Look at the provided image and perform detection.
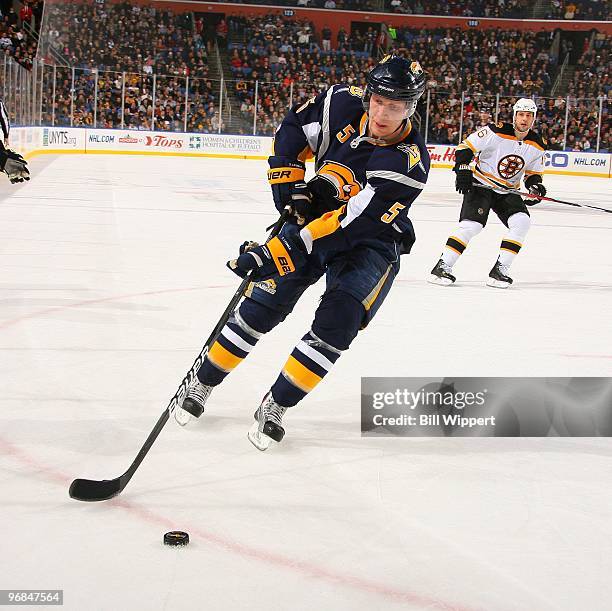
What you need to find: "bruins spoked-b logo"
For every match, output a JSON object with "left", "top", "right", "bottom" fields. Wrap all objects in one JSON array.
[
  {"left": 498, "top": 154, "right": 525, "bottom": 179},
  {"left": 317, "top": 161, "right": 362, "bottom": 202}
]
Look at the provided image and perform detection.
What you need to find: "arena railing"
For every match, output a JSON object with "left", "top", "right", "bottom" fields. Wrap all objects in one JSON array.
[{"left": 1, "top": 56, "right": 608, "bottom": 153}]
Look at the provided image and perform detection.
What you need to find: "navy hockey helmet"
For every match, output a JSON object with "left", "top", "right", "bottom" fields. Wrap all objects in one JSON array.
[{"left": 363, "top": 55, "right": 426, "bottom": 118}]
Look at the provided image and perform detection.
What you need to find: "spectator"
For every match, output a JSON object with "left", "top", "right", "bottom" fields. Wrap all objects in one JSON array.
[
  {"left": 19, "top": 2, "right": 33, "bottom": 25},
  {"left": 321, "top": 27, "right": 332, "bottom": 52}
]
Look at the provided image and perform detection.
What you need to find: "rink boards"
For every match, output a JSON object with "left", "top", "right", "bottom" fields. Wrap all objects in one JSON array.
[{"left": 11, "top": 126, "right": 611, "bottom": 178}]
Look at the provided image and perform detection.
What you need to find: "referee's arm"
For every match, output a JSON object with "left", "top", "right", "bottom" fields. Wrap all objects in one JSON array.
[{"left": 0, "top": 100, "right": 10, "bottom": 145}]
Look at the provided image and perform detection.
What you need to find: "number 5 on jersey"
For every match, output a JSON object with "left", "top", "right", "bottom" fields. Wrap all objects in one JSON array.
[{"left": 381, "top": 202, "right": 405, "bottom": 223}]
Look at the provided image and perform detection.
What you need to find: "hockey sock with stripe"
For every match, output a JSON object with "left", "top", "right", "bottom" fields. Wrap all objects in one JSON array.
[
  {"left": 441, "top": 220, "right": 483, "bottom": 267},
  {"left": 197, "top": 311, "right": 263, "bottom": 386},
  {"left": 270, "top": 330, "right": 343, "bottom": 407},
  {"left": 497, "top": 212, "right": 530, "bottom": 268}
]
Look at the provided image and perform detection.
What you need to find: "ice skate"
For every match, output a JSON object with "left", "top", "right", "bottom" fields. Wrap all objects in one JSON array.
[
  {"left": 174, "top": 377, "right": 213, "bottom": 426},
  {"left": 487, "top": 260, "right": 513, "bottom": 289},
  {"left": 429, "top": 258, "right": 456, "bottom": 286},
  {"left": 248, "top": 392, "right": 288, "bottom": 451}
]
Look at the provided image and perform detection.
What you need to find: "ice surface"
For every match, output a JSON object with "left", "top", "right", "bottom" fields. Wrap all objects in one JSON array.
[{"left": 1, "top": 155, "right": 611, "bottom": 610}]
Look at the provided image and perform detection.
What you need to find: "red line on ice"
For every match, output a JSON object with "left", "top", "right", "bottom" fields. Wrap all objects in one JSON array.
[
  {"left": 0, "top": 434, "right": 480, "bottom": 611},
  {"left": 0, "top": 285, "right": 481, "bottom": 609},
  {"left": 0, "top": 285, "right": 229, "bottom": 330}
]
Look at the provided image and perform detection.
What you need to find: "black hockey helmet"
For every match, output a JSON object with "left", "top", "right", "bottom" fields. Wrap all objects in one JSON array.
[{"left": 363, "top": 55, "right": 426, "bottom": 116}]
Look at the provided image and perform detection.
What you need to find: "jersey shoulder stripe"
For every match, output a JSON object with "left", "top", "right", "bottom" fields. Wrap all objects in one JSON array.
[
  {"left": 524, "top": 130, "right": 546, "bottom": 151},
  {"left": 488, "top": 122, "right": 515, "bottom": 137}
]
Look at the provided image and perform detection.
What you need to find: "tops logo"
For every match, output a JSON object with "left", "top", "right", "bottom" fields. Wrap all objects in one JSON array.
[
  {"left": 118, "top": 135, "right": 139, "bottom": 144},
  {"left": 145, "top": 135, "right": 183, "bottom": 148}
]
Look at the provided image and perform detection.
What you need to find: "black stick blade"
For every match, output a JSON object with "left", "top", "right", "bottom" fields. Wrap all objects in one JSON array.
[{"left": 69, "top": 477, "right": 123, "bottom": 502}]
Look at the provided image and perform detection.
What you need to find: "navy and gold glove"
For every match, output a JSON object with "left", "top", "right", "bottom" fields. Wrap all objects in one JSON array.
[
  {"left": 453, "top": 164, "right": 473, "bottom": 194},
  {"left": 227, "top": 231, "right": 306, "bottom": 281},
  {"left": 0, "top": 146, "right": 30, "bottom": 184},
  {"left": 268, "top": 156, "right": 312, "bottom": 222}
]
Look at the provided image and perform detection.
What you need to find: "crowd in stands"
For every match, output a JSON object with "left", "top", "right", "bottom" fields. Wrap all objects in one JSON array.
[
  {"left": 559, "top": 34, "right": 610, "bottom": 152},
  {"left": 198, "top": 0, "right": 609, "bottom": 20},
  {"left": 41, "top": 1, "right": 219, "bottom": 131},
  {"left": 546, "top": 0, "right": 610, "bottom": 20},
  {"left": 227, "top": 17, "right": 608, "bottom": 150},
  {"left": 387, "top": 0, "right": 529, "bottom": 17},
  {"left": 227, "top": 19, "right": 560, "bottom": 139},
  {"left": 0, "top": 0, "right": 43, "bottom": 70},
  {"left": 1, "top": 1, "right": 608, "bottom": 151},
  {"left": 395, "top": 27, "right": 559, "bottom": 144}
]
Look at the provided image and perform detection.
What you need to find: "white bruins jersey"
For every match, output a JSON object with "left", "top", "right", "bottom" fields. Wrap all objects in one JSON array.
[{"left": 457, "top": 122, "right": 545, "bottom": 193}]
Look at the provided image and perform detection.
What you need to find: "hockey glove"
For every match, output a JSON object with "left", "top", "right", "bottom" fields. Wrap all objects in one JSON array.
[
  {"left": 0, "top": 147, "right": 30, "bottom": 184},
  {"left": 227, "top": 231, "right": 306, "bottom": 281},
  {"left": 528, "top": 183, "right": 546, "bottom": 197},
  {"left": 454, "top": 164, "right": 473, "bottom": 194},
  {"left": 524, "top": 175, "right": 546, "bottom": 205},
  {"left": 268, "top": 155, "right": 312, "bottom": 222}
]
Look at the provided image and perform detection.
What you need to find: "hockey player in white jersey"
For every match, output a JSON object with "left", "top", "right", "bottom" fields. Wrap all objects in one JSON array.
[{"left": 429, "top": 98, "right": 546, "bottom": 288}]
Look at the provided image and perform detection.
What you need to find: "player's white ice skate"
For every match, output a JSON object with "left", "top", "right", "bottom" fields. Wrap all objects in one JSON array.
[
  {"left": 487, "top": 260, "right": 513, "bottom": 289},
  {"left": 248, "top": 392, "right": 288, "bottom": 451},
  {"left": 429, "top": 258, "right": 456, "bottom": 286},
  {"left": 174, "top": 377, "right": 213, "bottom": 426}
]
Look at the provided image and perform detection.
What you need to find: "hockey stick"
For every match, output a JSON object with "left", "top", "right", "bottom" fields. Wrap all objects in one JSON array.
[
  {"left": 69, "top": 208, "right": 290, "bottom": 502},
  {"left": 473, "top": 182, "right": 612, "bottom": 214}
]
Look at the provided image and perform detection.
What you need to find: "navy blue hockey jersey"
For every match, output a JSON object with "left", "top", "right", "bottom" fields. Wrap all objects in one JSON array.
[{"left": 270, "top": 84, "right": 430, "bottom": 258}]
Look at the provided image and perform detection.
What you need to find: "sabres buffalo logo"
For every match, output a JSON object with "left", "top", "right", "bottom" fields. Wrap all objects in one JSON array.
[
  {"left": 498, "top": 154, "right": 525, "bottom": 179},
  {"left": 317, "top": 161, "right": 362, "bottom": 202}
]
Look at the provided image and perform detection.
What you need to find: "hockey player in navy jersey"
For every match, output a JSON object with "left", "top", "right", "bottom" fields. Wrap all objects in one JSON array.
[
  {"left": 175, "top": 55, "right": 430, "bottom": 450},
  {"left": 429, "top": 98, "right": 546, "bottom": 288}
]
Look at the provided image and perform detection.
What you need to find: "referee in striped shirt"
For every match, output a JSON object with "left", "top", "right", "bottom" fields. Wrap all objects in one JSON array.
[
  {"left": 0, "top": 98, "right": 30, "bottom": 183},
  {"left": 0, "top": 98, "right": 9, "bottom": 145}
]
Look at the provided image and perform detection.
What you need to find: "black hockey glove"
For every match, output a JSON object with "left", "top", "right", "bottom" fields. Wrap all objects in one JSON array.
[
  {"left": 0, "top": 146, "right": 30, "bottom": 184},
  {"left": 524, "top": 175, "right": 546, "bottom": 205},
  {"left": 268, "top": 156, "right": 312, "bottom": 223},
  {"left": 454, "top": 164, "right": 473, "bottom": 194},
  {"left": 227, "top": 229, "right": 306, "bottom": 281},
  {"left": 528, "top": 183, "right": 546, "bottom": 197}
]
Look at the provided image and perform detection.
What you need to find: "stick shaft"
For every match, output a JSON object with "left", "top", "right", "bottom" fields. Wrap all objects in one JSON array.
[
  {"left": 473, "top": 182, "right": 612, "bottom": 214},
  {"left": 69, "top": 209, "right": 290, "bottom": 501}
]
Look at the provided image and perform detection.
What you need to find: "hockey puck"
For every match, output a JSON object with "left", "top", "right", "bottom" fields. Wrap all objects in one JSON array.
[{"left": 164, "top": 531, "right": 189, "bottom": 546}]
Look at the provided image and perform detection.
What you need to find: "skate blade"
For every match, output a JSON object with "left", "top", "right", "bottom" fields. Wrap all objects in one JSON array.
[
  {"left": 486, "top": 278, "right": 511, "bottom": 289},
  {"left": 174, "top": 407, "right": 192, "bottom": 427},
  {"left": 428, "top": 274, "right": 454, "bottom": 286},
  {"left": 247, "top": 422, "right": 275, "bottom": 451}
]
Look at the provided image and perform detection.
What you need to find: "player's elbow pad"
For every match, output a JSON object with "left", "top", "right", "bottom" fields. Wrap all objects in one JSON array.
[{"left": 267, "top": 156, "right": 305, "bottom": 184}]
